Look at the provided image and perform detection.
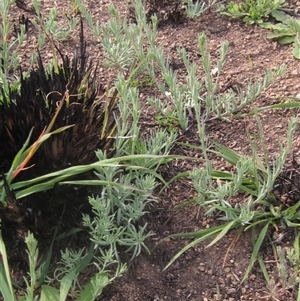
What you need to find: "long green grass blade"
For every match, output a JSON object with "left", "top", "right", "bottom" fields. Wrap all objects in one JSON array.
[
  {"left": 77, "top": 272, "right": 109, "bottom": 301},
  {"left": 206, "top": 220, "right": 238, "bottom": 247},
  {"left": 170, "top": 224, "right": 227, "bottom": 238},
  {"left": 37, "top": 227, "right": 58, "bottom": 287},
  {"left": 40, "top": 285, "right": 59, "bottom": 301},
  {"left": 242, "top": 222, "right": 270, "bottom": 282},
  {"left": 238, "top": 101, "right": 300, "bottom": 117},
  {"left": 12, "top": 154, "right": 179, "bottom": 189},
  {"left": 10, "top": 155, "right": 181, "bottom": 199},
  {"left": 164, "top": 222, "right": 240, "bottom": 270},
  {"left": 211, "top": 142, "right": 241, "bottom": 166},
  {"left": 55, "top": 228, "right": 85, "bottom": 240},
  {"left": 59, "top": 243, "right": 95, "bottom": 300},
  {"left": 0, "top": 228, "right": 15, "bottom": 301},
  {"left": 75, "top": 242, "right": 95, "bottom": 274},
  {"left": 0, "top": 263, "right": 15, "bottom": 301},
  {"left": 59, "top": 269, "right": 77, "bottom": 301},
  {"left": 258, "top": 255, "right": 270, "bottom": 283},
  {"left": 164, "top": 230, "right": 220, "bottom": 270}
]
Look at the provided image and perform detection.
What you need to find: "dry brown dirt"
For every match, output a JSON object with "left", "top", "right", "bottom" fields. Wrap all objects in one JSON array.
[{"left": 3, "top": 0, "right": 300, "bottom": 300}]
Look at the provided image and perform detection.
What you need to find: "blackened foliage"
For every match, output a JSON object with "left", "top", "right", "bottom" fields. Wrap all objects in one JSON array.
[
  {"left": 13, "top": 14, "right": 31, "bottom": 35},
  {"left": 15, "top": 0, "right": 36, "bottom": 15},
  {"left": 130, "top": 0, "right": 187, "bottom": 26},
  {"left": 0, "top": 21, "right": 115, "bottom": 173}
]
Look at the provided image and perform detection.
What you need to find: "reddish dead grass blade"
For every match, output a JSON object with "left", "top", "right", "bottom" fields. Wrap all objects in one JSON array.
[
  {"left": 12, "top": 128, "right": 46, "bottom": 180},
  {"left": 11, "top": 87, "right": 73, "bottom": 180}
]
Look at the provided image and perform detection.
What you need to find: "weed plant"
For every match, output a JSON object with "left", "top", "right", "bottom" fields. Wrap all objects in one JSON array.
[
  {"left": 261, "top": 10, "right": 300, "bottom": 59},
  {"left": 220, "top": 0, "right": 300, "bottom": 59},
  {"left": 220, "top": 0, "right": 286, "bottom": 24}
]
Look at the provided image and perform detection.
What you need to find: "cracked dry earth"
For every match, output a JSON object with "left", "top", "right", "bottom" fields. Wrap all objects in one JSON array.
[{"left": 3, "top": 0, "right": 300, "bottom": 300}]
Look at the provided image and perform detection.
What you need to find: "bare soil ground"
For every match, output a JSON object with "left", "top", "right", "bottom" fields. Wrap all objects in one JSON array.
[{"left": 3, "top": 0, "right": 300, "bottom": 300}]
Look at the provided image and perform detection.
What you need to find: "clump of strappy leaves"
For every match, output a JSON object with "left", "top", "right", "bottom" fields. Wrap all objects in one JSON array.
[{"left": 220, "top": 0, "right": 300, "bottom": 59}]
